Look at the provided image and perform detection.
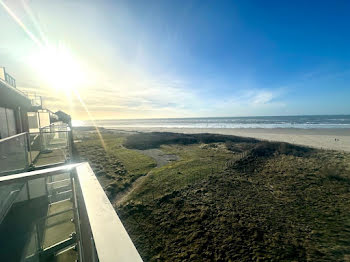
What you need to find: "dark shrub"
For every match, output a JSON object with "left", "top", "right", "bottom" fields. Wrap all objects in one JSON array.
[
  {"left": 251, "top": 142, "right": 314, "bottom": 157},
  {"left": 123, "top": 132, "right": 259, "bottom": 150},
  {"left": 320, "top": 165, "right": 350, "bottom": 184}
]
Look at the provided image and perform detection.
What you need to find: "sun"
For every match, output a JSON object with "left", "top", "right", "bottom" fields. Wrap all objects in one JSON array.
[{"left": 29, "top": 44, "right": 86, "bottom": 93}]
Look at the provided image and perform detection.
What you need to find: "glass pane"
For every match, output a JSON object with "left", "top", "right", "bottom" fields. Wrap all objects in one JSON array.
[
  {"left": 27, "top": 112, "right": 39, "bottom": 132},
  {"left": 0, "top": 133, "right": 28, "bottom": 175},
  {"left": 47, "top": 173, "right": 72, "bottom": 203},
  {"left": 38, "top": 111, "right": 50, "bottom": 129},
  {"left": 0, "top": 182, "right": 25, "bottom": 222},
  {"left": 6, "top": 109, "right": 16, "bottom": 136}
]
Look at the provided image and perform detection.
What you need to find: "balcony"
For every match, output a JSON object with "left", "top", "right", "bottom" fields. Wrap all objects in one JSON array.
[
  {"left": 0, "top": 121, "right": 142, "bottom": 261},
  {"left": 0, "top": 67, "right": 16, "bottom": 88},
  {"left": 0, "top": 124, "right": 72, "bottom": 176},
  {"left": 0, "top": 162, "right": 142, "bottom": 262},
  {"left": 21, "top": 92, "right": 43, "bottom": 108}
]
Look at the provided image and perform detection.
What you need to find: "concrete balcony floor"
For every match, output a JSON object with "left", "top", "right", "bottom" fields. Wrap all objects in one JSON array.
[
  {"left": 0, "top": 197, "right": 77, "bottom": 262},
  {"left": 43, "top": 200, "right": 75, "bottom": 249},
  {"left": 34, "top": 149, "right": 68, "bottom": 167}
]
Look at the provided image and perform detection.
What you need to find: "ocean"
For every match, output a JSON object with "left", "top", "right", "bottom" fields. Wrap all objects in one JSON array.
[{"left": 77, "top": 115, "right": 350, "bottom": 129}]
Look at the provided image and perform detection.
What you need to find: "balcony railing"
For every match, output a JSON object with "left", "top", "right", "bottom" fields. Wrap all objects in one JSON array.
[
  {"left": 0, "top": 125, "right": 72, "bottom": 176},
  {"left": 0, "top": 163, "right": 143, "bottom": 262},
  {"left": 5, "top": 72, "right": 16, "bottom": 88},
  {"left": 0, "top": 67, "right": 16, "bottom": 88},
  {"left": 0, "top": 133, "right": 30, "bottom": 175},
  {"left": 20, "top": 92, "right": 42, "bottom": 108}
]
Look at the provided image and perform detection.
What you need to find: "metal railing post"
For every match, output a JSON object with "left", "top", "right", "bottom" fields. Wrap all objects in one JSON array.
[
  {"left": 35, "top": 222, "right": 42, "bottom": 252},
  {"left": 26, "top": 181, "right": 30, "bottom": 200},
  {"left": 68, "top": 131, "right": 73, "bottom": 162},
  {"left": 26, "top": 132, "right": 33, "bottom": 165},
  {"left": 39, "top": 128, "right": 44, "bottom": 152},
  {"left": 70, "top": 170, "right": 84, "bottom": 262},
  {"left": 24, "top": 133, "right": 29, "bottom": 170}
]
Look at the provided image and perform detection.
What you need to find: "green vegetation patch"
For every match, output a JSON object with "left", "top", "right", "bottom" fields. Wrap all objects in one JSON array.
[
  {"left": 125, "top": 143, "right": 237, "bottom": 203},
  {"left": 73, "top": 131, "right": 156, "bottom": 197},
  {"left": 102, "top": 134, "right": 157, "bottom": 175},
  {"left": 119, "top": 144, "right": 350, "bottom": 261}
]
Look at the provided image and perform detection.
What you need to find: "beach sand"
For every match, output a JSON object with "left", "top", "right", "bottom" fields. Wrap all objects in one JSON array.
[{"left": 108, "top": 127, "right": 350, "bottom": 152}]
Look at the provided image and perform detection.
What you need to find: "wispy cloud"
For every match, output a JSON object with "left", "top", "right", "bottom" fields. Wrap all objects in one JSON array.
[
  {"left": 2, "top": 0, "right": 290, "bottom": 120},
  {"left": 18, "top": 66, "right": 288, "bottom": 119},
  {"left": 203, "top": 88, "right": 287, "bottom": 117}
]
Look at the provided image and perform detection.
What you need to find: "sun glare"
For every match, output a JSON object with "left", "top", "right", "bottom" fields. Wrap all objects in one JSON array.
[{"left": 30, "top": 44, "right": 86, "bottom": 93}]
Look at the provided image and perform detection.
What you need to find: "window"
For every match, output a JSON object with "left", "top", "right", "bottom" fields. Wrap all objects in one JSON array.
[
  {"left": 6, "top": 109, "right": 16, "bottom": 136},
  {"left": 0, "top": 107, "right": 9, "bottom": 139},
  {"left": 27, "top": 112, "right": 39, "bottom": 132}
]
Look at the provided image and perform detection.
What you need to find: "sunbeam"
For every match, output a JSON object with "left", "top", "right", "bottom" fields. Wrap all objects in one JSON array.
[
  {"left": 0, "top": 0, "right": 43, "bottom": 47},
  {"left": 0, "top": 0, "right": 107, "bottom": 152}
]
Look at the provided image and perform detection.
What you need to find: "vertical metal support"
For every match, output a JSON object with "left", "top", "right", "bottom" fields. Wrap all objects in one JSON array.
[
  {"left": 39, "top": 129, "right": 43, "bottom": 152},
  {"left": 24, "top": 133, "right": 29, "bottom": 169},
  {"left": 36, "top": 221, "right": 43, "bottom": 252},
  {"left": 35, "top": 223, "right": 42, "bottom": 253},
  {"left": 70, "top": 170, "right": 84, "bottom": 262},
  {"left": 18, "top": 106, "right": 23, "bottom": 133},
  {"left": 44, "top": 176, "right": 49, "bottom": 197},
  {"left": 26, "top": 181, "right": 30, "bottom": 200},
  {"left": 37, "top": 111, "right": 41, "bottom": 130},
  {"left": 26, "top": 132, "right": 33, "bottom": 165},
  {"left": 68, "top": 131, "right": 73, "bottom": 162},
  {"left": 4, "top": 108, "right": 10, "bottom": 137}
]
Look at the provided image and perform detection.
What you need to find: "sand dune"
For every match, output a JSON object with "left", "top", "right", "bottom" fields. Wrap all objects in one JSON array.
[{"left": 112, "top": 127, "right": 350, "bottom": 152}]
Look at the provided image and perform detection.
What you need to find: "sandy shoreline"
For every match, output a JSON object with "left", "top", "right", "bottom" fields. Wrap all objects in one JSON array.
[{"left": 105, "top": 127, "right": 350, "bottom": 152}]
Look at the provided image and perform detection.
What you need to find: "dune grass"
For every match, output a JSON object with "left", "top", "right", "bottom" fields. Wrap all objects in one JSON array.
[
  {"left": 80, "top": 133, "right": 156, "bottom": 175},
  {"left": 126, "top": 143, "right": 237, "bottom": 202},
  {"left": 101, "top": 134, "right": 157, "bottom": 175},
  {"left": 74, "top": 131, "right": 156, "bottom": 196}
]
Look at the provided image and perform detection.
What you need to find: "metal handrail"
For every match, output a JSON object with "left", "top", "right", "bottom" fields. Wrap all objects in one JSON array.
[
  {"left": 0, "top": 163, "right": 80, "bottom": 185},
  {"left": 32, "top": 130, "right": 70, "bottom": 134},
  {"left": 0, "top": 132, "right": 30, "bottom": 176},
  {"left": 40, "top": 122, "right": 68, "bottom": 129},
  {"left": 0, "top": 132, "right": 27, "bottom": 143},
  {"left": 46, "top": 178, "right": 71, "bottom": 185},
  {"left": 1, "top": 129, "right": 72, "bottom": 175}
]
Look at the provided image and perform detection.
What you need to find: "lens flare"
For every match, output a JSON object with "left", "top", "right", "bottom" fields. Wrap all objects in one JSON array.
[
  {"left": 0, "top": 0, "right": 107, "bottom": 151},
  {"left": 29, "top": 44, "right": 87, "bottom": 92},
  {"left": 0, "top": 0, "right": 43, "bottom": 47}
]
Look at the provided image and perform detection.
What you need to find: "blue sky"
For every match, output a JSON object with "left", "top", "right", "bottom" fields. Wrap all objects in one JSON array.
[{"left": 0, "top": 0, "right": 349, "bottom": 119}]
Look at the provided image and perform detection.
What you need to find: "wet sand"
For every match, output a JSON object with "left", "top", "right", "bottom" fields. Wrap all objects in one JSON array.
[{"left": 109, "top": 127, "right": 350, "bottom": 152}]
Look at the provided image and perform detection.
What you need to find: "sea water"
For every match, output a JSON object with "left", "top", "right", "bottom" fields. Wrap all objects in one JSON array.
[{"left": 77, "top": 115, "right": 350, "bottom": 129}]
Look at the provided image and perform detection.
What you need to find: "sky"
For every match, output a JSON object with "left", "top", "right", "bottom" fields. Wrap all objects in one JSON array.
[{"left": 0, "top": 0, "right": 349, "bottom": 120}]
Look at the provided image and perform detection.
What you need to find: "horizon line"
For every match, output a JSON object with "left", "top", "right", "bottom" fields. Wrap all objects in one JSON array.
[{"left": 76, "top": 114, "right": 350, "bottom": 122}]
